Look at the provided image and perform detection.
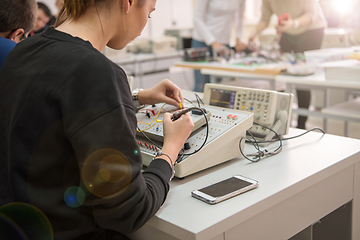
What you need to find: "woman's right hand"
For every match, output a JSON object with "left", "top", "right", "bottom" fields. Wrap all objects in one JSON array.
[
  {"left": 211, "top": 41, "right": 230, "bottom": 57},
  {"left": 160, "top": 112, "right": 194, "bottom": 166},
  {"left": 248, "top": 32, "right": 258, "bottom": 52}
]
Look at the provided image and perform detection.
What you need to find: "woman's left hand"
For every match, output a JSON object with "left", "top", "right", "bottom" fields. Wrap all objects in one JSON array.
[
  {"left": 138, "top": 79, "right": 183, "bottom": 108},
  {"left": 276, "top": 19, "right": 295, "bottom": 33}
]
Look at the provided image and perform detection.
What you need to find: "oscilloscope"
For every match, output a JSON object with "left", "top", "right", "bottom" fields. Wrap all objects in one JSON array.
[{"left": 203, "top": 83, "right": 294, "bottom": 143}]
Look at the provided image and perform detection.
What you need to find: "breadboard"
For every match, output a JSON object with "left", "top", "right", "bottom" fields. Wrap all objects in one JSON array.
[
  {"left": 136, "top": 103, "right": 211, "bottom": 142},
  {"left": 136, "top": 104, "right": 253, "bottom": 178}
]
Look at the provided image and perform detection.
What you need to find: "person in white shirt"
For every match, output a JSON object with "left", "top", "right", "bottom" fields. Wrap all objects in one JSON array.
[{"left": 192, "top": 0, "right": 247, "bottom": 92}]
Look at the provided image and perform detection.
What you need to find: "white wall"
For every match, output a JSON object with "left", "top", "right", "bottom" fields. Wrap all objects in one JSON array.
[
  {"left": 37, "top": 0, "right": 265, "bottom": 41},
  {"left": 36, "top": 0, "right": 194, "bottom": 39},
  {"left": 37, "top": 0, "right": 58, "bottom": 15},
  {"left": 136, "top": 0, "right": 195, "bottom": 39}
]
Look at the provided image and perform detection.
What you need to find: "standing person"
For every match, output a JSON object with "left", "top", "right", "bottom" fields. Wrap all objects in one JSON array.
[
  {"left": 0, "top": 0, "right": 36, "bottom": 69},
  {"left": 0, "top": 0, "right": 194, "bottom": 239},
  {"left": 249, "top": 0, "right": 327, "bottom": 129},
  {"left": 192, "top": 0, "right": 248, "bottom": 92}
]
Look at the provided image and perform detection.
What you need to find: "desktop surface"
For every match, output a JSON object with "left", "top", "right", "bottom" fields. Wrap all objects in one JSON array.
[{"left": 138, "top": 128, "right": 360, "bottom": 240}]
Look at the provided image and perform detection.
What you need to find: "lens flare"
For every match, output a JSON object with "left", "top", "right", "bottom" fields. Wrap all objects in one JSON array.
[
  {"left": 82, "top": 148, "right": 132, "bottom": 198},
  {"left": 97, "top": 168, "right": 111, "bottom": 183},
  {"left": 64, "top": 186, "right": 85, "bottom": 208},
  {"left": 0, "top": 202, "right": 53, "bottom": 240},
  {"left": 331, "top": 0, "right": 355, "bottom": 14}
]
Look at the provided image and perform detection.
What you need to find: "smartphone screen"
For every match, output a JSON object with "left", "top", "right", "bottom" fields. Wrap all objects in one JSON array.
[{"left": 198, "top": 177, "right": 253, "bottom": 198}]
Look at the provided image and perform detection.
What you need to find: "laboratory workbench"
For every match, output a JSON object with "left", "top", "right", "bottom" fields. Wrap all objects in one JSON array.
[{"left": 130, "top": 128, "right": 360, "bottom": 240}]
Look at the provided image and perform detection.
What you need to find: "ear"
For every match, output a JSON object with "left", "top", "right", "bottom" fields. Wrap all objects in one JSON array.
[
  {"left": 123, "top": 0, "right": 132, "bottom": 13},
  {"left": 8, "top": 29, "right": 25, "bottom": 43}
]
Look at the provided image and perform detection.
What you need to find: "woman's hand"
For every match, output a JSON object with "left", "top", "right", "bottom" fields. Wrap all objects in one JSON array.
[
  {"left": 276, "top": 19, "right": 295, "bottom": 33},
  {"left": 161, "top": 111, "right": 194, "bottom": 165},
  {"left": 248, "top": 32, "right": 259, "bottom": 52},
  {"left": 138, "top": 79, "right": 183, "bottom": 108},
  {"left": 211, "top": 41, "right": 230, "bottom": 57},
  {"left": 234, "top": 40, "right": 247, "bottom": 53}
]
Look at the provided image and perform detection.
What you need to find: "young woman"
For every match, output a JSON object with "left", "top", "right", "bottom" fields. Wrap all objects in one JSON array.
[
  {"left": 249, "top": 0, "right": 327, "bottom": 129},
  {"left": 0, "top": 0, "right": 194, "bottom": 239}
]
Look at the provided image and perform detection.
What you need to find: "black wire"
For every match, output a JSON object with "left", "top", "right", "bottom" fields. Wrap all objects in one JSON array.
[
  {"left": 239, "top": 137, "right": 260, "bottom": 162},
  {"left": 245, "top": 127, "right": 325, "bottom": 144},
  {"left": 253, "top": 122, "right": 283, "bottom": 153},
  {"left": 240, "top": 125, "right": 325, "bottom": 163},
  {"left": 239, "top": 122, "right": 283, "bottom": 162},
  {"left": 194, "top": 93, "right": 204, "bottom": 106},
  {"left": 246, "top": 130, "right": 261, "bottom": 152},
  {"left": 183, "top": 98, "right": 194, "bottom": 105},
  {"left": 137, "top": 126, "right": 162, "bottom": 150},
  {"left": 136, "top": 106, "right": 209, "bottom": 162},
  {"left": 177, "top": 107, "right": 209, "bottom": 160},
  {"left": 279, "top": 127, "right": 325, "bottom": 141},
  {"left": 195, "top": 95, "right": 200, "bottom": 107}
]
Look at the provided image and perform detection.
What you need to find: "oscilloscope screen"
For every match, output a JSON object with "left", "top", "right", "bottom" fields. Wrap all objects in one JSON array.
[{"left": 209, "top": 89, "right": 236, "bottom": 109}]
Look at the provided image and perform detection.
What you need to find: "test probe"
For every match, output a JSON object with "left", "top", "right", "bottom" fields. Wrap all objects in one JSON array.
[{"left": 171, "top": 107, "right": 207, "bottom": 121}]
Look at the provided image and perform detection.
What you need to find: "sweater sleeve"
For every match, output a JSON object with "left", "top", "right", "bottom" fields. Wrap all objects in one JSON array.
[{"left": 62, "top": 56, "right": 173, "bottom": 235}]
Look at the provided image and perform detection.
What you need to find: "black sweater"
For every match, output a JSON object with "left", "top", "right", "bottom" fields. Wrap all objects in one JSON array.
[{"left": 0, "top": 27, "right": 172, "bottom": 240}]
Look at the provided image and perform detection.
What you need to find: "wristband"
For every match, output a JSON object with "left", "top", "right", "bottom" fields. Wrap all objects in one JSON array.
[
  {"left": 293, "top": 19, "right": 300, "bottom": 30},
  {"left": 154, "top": 151, "right": 175, "bottom": 181},
  {"left": 132, "top": 88, "right": 144, "bottom": 108}
]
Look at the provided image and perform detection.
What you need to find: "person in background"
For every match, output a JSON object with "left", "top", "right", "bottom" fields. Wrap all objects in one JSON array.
[
  {"left": 192, "top": 0, "right": 248, "bottom": 92},
  {"left": 55, "top": 0, "right": 64, "bottom": 10},
  {"left": 249, "top": 0, "right": 327, "bottom": 129},
  {"left": 0, "top": 0, "right": 36, "bottom": 69},
  {"left": 29, "top": 2, "right": 52, "bottom": 36},
  {"left": 0, "top": 0, "right": 194, "bottom": 239},
  {"left": 47, "top": 0, "right": 64, "bottom": 27}
]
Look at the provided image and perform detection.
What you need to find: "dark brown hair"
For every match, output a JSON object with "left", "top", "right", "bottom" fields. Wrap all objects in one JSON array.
[{"left": 0, "top": 0, "right": 37, "bottom": 34}]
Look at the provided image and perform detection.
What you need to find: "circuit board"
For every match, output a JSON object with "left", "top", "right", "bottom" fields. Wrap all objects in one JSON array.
[
  {"left": 136, "top": 103, "right": 253, "bottom": 178},
  {"left": 136, "top": 103, "right": 211, "bottom": 142}
]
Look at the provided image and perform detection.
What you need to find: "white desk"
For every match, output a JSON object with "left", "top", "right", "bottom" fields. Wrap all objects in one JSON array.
[
  {"left": 200, "top": 68, "right": 278, "bottom": 90},
  {"left": 276, "top": 71, "right": 360, "bottom": 133},
  {"left": 322, "top": 28, "right": 354, "bottom": 48},
  {"left": 108, "top": 51, "right": 184, "bottom": 89},
  {"left": 130, "top": 128, "right": 360, "bottom": 240},
  {"left": 175, "top": 61, "right": 282, "bottom": 90},
  {"left": 257, "top": 28, "right": 355, "bottom": 48}
]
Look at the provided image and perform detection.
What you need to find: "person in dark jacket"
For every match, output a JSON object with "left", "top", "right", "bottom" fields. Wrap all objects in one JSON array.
[
  {"left": 0, "top": 0, "right": 36, "bottom": 68},
  {"left": 0, "top": 0, "right": 194, "bottom": 239}
]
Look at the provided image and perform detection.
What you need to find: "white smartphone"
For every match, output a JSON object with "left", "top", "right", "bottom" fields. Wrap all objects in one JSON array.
[{"left": 191, "top": 175, "right": 259, "bottom": 204}]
